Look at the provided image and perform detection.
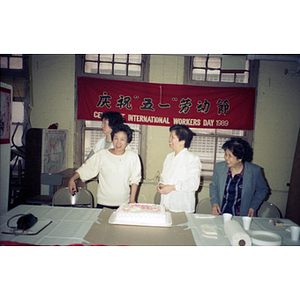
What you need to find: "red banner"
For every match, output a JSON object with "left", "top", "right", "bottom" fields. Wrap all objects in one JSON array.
[{"left": 77, "top": 77, "right": 255, "bottom": 130}]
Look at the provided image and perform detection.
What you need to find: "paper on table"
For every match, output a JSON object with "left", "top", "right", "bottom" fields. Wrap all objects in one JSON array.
[
  {"left": 224, "top": 220, "right": 252, "bottom": 246},
  {"left": 195, "top": 215, "right": 216, "bottom": 219},
  {"left": 200, "top": 224, "right": 218, "bottom": 239}
]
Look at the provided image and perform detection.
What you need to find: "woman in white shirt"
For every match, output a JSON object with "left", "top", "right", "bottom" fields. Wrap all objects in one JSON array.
[
  {"left": 68, "top": 124, "right": 141, "bottom": 209},
  {"left": 85, "top": 111, "right": 128, "bottom": 161},
  {"left": 157, "top": 125, "right": 201, "bottom": 213}
]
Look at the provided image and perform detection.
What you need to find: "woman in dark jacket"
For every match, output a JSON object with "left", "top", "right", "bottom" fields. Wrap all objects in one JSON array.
[{"left": 210, "top": 137, "right": 268, "bottom": 217}]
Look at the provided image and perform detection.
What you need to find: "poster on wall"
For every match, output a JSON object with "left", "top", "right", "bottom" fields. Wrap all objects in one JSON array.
[
  {"left": 0, "top": 86, "right": 12, "bottom": 144},
  {"left": 42, "top": 129, "right": 68, "bottom": 173},
  {"left": 77, "top": 77, "right": 256, "bottom": 130}
]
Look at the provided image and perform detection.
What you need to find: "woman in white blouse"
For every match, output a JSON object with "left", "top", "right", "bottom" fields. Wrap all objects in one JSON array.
[
  {"left": 68, "top": 124, "right": 141, "bottom": 209},
  {"left": 85, "top": 111, "right": 130, "bottom": 161},
  {"left": 157, "top": 125, "right": 201, "bottom": 213}
]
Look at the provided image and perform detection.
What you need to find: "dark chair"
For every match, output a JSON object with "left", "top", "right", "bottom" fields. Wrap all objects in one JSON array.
[{"left": 26, "top": 173, "right": 63, "bottom": 205}]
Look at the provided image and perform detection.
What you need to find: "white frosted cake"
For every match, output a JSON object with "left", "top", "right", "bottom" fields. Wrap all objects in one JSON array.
[{"left": 110, "top": 203, "right": 172, "bottom": 227}]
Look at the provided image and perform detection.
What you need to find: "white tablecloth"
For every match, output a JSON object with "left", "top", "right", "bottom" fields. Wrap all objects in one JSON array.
[
  {"left": 186, "top": 213, "right": 300, "bottom": 246},
  {"left": 0, "top": 205, "right": 100, "bottom": 245},
  {"left": 1, "top": 205, "right": 299, "bottom": 246}
]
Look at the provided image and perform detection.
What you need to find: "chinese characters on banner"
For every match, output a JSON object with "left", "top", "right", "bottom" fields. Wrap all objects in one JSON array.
[{"left": 77, "top": 77, "right": 256, "bottom": 130}]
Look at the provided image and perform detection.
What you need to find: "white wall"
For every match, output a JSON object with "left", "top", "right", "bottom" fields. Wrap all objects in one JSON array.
[
  {"left": 30, "top": 55, "right": 75, "bottom": 168},
  {"left": 253, "top": 60, "right": 300, "bottom": 216}
]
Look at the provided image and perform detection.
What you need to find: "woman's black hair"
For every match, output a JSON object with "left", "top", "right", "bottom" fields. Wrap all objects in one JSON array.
[
  {"left": 101, "top": 111, "right": 125, "bottom": 128},
  {"left": 111, "top": 124, "right": 134, "bottom": 143},
  {"left": 222, "top": 137, "right": 253, "bottom": 162},
  {"left": 169, "top": 124, "right": 196, "bottom": 148}
]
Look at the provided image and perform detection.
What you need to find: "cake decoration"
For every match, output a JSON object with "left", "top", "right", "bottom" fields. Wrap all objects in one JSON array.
[{"left": 108, "top": 203, "right": 172, "bottom": 227}]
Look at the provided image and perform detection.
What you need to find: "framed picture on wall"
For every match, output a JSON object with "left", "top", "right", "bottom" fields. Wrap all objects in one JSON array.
[
  {"left": 0, "top": 83, "right": 12, "bottom": 144},
  {"left": 41, "top": 129, "right": 68, "bottom": 173}
]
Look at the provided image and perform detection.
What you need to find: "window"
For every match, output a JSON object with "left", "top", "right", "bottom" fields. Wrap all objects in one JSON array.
[
  {"left": 184, "top": 55, "right": 258, "bottom": 178},
  {"left": 191, "top": 55, "right": 249, "bottom": 83},
  {"left": 189, "top": 128, "right": 252, "bottom": 178},
  {"left": 83, "top": 120, "right": 141, "bottom": 160},
  {"left": 0, "top": 54, "right": 23, "bottom": 70},
  {"left": 81, "top": 54, "right": 149, "bottom": 81},
  {"left": 75, "top": 54, "right": 150, "bottom": 166},
  {"left": 184, "top": 55, "right": 256, "bottom": 87}
]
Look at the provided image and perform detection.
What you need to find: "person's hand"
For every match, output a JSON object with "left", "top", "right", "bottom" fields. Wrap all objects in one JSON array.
[
  {"left": 157, "top": 183, "right": 163, "bottom": 193},
  {"left": 248, "top": 208, "right": 255, "bottom": 217},
  {"left": 129, "top": 198, "right": 136, "bottom": 204},
  {"left": 212, "top": 203, "right": 222, "bottom": 215},
  {"left": 157, "top": 184, "right": 175, "bottom": 195},
  {"left": 68, "top": 179, "right": 77, "bottom": 196}
]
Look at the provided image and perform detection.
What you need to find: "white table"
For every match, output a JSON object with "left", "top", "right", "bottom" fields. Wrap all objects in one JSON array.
[{"left": 1, "top": 205, "right": 299, "bottom": 246}]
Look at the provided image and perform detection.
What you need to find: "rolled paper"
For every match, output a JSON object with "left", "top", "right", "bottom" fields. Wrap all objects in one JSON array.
[{"left": 224, "top": 220, "right": 252, "bottom": 246}]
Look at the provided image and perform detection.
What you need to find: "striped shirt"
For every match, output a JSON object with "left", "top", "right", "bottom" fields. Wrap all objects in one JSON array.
[{"left": 221, "top": 167, "right": 244, "bottom": 216}]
